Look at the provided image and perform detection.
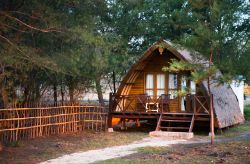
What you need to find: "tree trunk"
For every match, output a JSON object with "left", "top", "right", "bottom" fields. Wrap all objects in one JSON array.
[
  {"left": 0, "top": 67, "right": 9, "bottom": 108},
  {"left": 23, "top": 86, "right": 29, "bottom": 103},
  {"left": 112, "top": 71, "right": 116, "bottom": 93},
  {"left": 69, "top": 83, "right": 74, "bottom": 103},
  {"left": 209, "top": 47, "right": 214, "bottom": 145},
  {"left": 95, "top": 76, "right": 104, "bottom": 106},
  {"left": 34, "top": 83, "right": 41, "bottom": 103},
  {"left": 0, "top": 84, "right": 9, "bottom": 108},
  {"left": 61, "top": 81, "right": 64, "bottom": 105},
  {"left": 53, "top": 83, "right": 57, "bottom": 106}
]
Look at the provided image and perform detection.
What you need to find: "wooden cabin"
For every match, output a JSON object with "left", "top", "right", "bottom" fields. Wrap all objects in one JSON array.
[{"left": 108, "top": 40, "right": 244, "bottom": 132}]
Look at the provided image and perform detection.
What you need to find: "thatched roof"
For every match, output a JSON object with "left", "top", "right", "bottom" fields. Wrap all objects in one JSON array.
[{"left": 117, "top": 39, "right": 244, "bottom": 128}]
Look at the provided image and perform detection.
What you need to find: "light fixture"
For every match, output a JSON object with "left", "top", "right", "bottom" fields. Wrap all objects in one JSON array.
[{"left": 158, "top": 47, "right": 164, "bottom": 55}]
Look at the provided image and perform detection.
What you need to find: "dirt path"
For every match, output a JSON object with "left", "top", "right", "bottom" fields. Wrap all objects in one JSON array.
[
  {"left": 40, "top": 137, "right": 186, "bottom": 164},
  {"left": 41, "top": 131, "right": 250, "bottom": 164}
]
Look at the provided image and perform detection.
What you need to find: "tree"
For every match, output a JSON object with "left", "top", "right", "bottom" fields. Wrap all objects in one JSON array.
[
  {"left": 177, "top": 0, "right": 250, "bottom": 81},
  {"left": 0, "top": 0, "right": 111, "bottom": 106}
]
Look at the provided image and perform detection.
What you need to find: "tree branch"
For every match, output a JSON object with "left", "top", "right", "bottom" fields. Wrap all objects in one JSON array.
[
  {"left": 0, "top": 22, "right": 29, "bottom": 33},
  {"left": 0, "top": 11, "right": 62, "bottom": 33}
]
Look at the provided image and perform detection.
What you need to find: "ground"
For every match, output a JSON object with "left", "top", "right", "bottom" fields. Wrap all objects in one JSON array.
[
  {"left": 0, "top": 130, "right": 147, "bottom": 164},
  {"left": 0, "top": 111, "right": 250, "bottom": 163},
  {"left": 100, "top": 140, "right": 250, "bottom": 164}
]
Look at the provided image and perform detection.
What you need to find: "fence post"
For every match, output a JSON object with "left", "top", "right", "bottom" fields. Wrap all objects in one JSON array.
[{"left": 108, "top": 93, "right": 113, "bottom": 132}]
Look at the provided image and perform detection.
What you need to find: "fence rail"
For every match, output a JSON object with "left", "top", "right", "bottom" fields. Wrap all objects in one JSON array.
[{"left": 0, "top": 105, "right": 108, "bottom": 144}]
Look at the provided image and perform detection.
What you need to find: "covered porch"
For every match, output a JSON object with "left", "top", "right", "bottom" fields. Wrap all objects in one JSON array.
[
  {"left": 109, "top": 93, "right": 212, "bottom": 115},
  {"left": 108, "top": 93, "right": 213, "bottom": 132}
]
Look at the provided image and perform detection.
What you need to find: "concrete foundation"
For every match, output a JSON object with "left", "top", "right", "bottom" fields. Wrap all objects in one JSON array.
[{"left": 149, "top": 131, "right": 194, "bottom": 140}]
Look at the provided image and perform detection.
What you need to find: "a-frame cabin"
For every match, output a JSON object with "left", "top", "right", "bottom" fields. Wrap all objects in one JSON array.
[{"left": 108, "top": 39, "right": 244, "bottom": 132}]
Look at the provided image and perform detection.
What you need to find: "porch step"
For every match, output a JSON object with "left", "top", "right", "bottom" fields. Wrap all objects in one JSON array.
[
  {"left": 161, "top": 116, "right": 192, "bottom": 120},
  {"left": 196, "top": 117, "right": 210, "bottom": 121},
  {"left": 161, "top": 119, "right": 191, "bottom": 123},
  {"left": 162, "top": 112, "right": 193, "bottom": 115},
  {"left": 156, "top": 113, "right": 195, "bottom": 132},
  {"left": 159, "top": 127, "right": 190, "bottom": 130},
  {"left": 149, "top": 131, "right": 194, "bottom": 140}
]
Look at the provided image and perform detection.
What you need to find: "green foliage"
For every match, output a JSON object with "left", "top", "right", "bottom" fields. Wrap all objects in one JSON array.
[
  {"left": 162, "top": 59, "right": 195, "bottom": 73},
  {"left": 163, "top": 59, "right": 217, "bottom": 85},
  {"left": 244, "top": 105, "right": 250, "bottom": 121},
  {"left": 109, "top": 0, "right": 250, "bottom": 81},
  {"left": 0, "top": 0, "right": 249, "bottom": 106},
  {"left": 177, "top": 0, "right": 250, "bottom": 80}
]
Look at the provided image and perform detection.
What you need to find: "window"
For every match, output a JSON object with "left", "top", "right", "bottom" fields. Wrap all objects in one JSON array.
[
  {"left": 181, "top": 76, "right": 187, "bottom": 91},
  {"left": 168, "top": 74, "right": 178, "bottom": 99},
  {"left": 145, "top": 73, "right": 166, "bottom": 98},
  {"left": 157, "top": 74, "right": 165, "bottom": 96},
  {"left": 145, "top": 74, "right": 154, "bottom": 96},
  {"left": 168, "top": 74, "right": 178, "bottom": 89},
  {"left": 190, "top": 81, "right": 196, "bottom": 94},
  {"left": 181, "top": 76, "right": 187, "bottom": 111}
]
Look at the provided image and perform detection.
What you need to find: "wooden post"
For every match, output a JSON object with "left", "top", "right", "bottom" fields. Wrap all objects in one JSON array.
[
  {"left": 108, "top": 93, "right": 113, "bottom": 128},
  {"left": 210, "top": 94, "right": 214, "bottom": 144},
  {"left": 113, "top": 71, "right": 116, "bottom": 93},
  {"left": 136, "top": 118, "right": 141, "bottom": 127}
]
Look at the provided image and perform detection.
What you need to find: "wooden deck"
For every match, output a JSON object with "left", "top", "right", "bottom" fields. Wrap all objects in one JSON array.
[
  {"left": 108, "top": 93, "right": 213, "bottom": 132},
  {"left": 110, "top": 111, "right": 210, "bottom": 121}
]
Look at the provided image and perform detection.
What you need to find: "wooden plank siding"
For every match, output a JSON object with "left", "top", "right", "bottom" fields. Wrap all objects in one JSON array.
[
  {"left": 116, "top": 46, "right": 209, "bottom": 113},
  {"left": 126, "top": 50, "right": 182, "bottom": 112}
]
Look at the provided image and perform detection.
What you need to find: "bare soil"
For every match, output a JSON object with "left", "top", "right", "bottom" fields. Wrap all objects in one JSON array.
[
  {"left": 1, "top": 121, "right": 249, "bottom": 164},
  {"left": 0, "top": 130, "right": 147, "bottom": 164},
  {"left": 114, "top": 140, "right": 250, "bottom": 164}
]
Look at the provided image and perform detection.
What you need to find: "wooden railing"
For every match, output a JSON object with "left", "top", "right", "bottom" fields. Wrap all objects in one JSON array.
[
  {"left": 0, "top": 105, "right": 108, "bottom": 144},
  {"left": 193, "top": 95, "right": 213, "bottom": 115},
  {"left": 109, "top": 93, "right": 171, "bottom": 113},
  {"left": 110, "top": 93, "right": 213, "bottom": 115}
]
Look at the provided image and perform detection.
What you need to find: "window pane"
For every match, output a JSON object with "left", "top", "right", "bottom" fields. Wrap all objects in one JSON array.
[
  {"left": 169, "top": 74, "right": 177, "bottom": 89},
  {"left": 181, "top": 76, "right": 187, "bottom": 91},
  {"left": 190, "top": 81, "right": 196, "bottom": 94},
  {"left": 146, "top": 90, "right": 154, "bottom": 96},
  {"left": 146, "top": 74, "right": 154, "bottom": 89},
  {"left": 157, "top": 90, "right": 165, "bottom": 97},
  {"left": 157, "top": 74, "right": 165, "bottom": 89}
]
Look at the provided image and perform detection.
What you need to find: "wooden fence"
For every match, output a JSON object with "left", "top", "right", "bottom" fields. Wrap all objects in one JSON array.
[{"left": 0, "top": 105, "right": 108, "bottom": 144}]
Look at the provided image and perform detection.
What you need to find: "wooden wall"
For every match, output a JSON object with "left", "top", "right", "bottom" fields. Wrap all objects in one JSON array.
[{"left": 128, "top": 50, "right": 181, "bottom": 112}]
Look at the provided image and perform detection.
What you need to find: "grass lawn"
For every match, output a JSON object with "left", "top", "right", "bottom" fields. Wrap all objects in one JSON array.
[
  {"left": 244, "top": 105, "right": 250, "bottom": 120},
  {"left": 99, "top": 140, "right": 250, "bottom": 164},
  {"left": 0, "top": 130, "right": 147, "bottom": 164},
  {"left": 212, "top": 105, "right": 250, "bottom": 138},
  {"left": 215, "top": 122, "right": 250, "bottom": 138}
]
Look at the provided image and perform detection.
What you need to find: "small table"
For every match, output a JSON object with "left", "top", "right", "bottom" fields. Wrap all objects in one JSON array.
[{"left": 146, "top": 102, "right": 159, "bottom": 112}]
